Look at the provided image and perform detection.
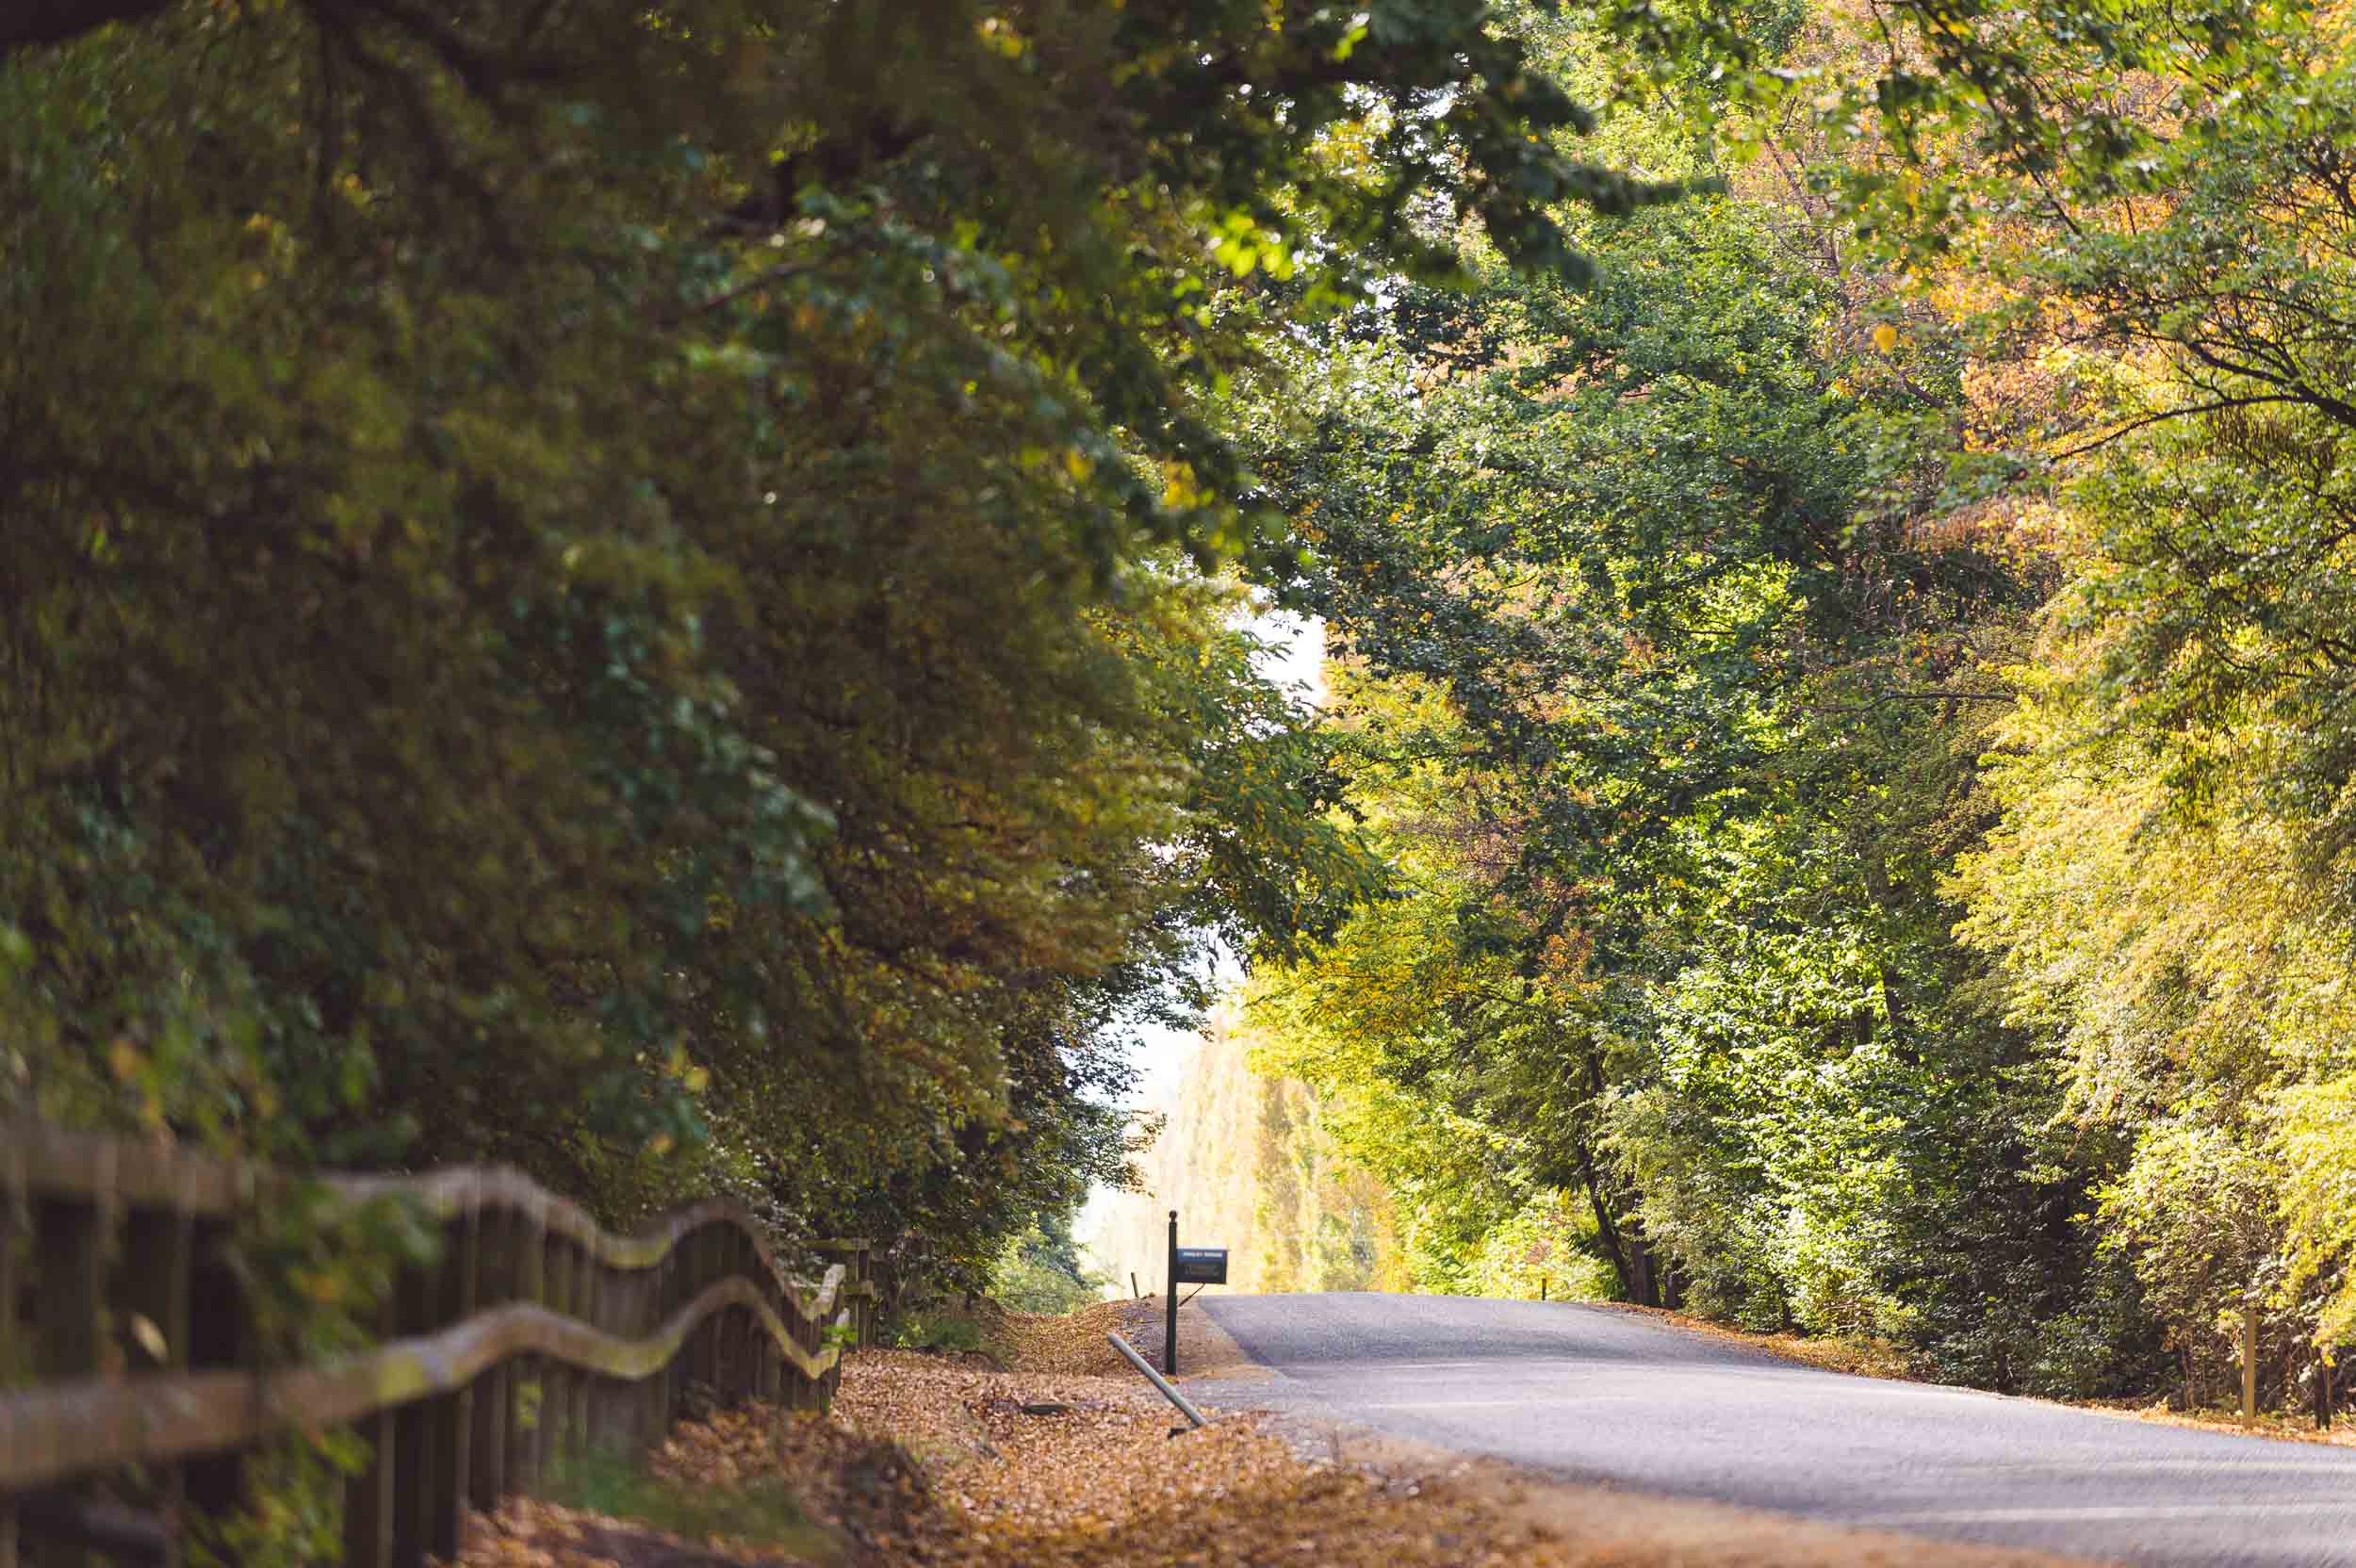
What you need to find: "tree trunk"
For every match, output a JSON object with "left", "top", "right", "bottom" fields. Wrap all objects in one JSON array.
[
  {"left": 1574, "top": 1146, "right": 1633, "bottom": 1292},
  {"left": 1623, "top": 1226, "right": 1659, "bottom": 1307}
]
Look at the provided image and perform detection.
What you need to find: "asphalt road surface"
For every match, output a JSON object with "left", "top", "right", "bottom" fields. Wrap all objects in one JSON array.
[{"left": 1197, "top": 1293, "right": 2356, "bottom": 1566}]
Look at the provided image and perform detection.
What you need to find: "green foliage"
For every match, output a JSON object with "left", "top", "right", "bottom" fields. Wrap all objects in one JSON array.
[
  {"left": 175, "top": 1188, "right": 440, "bottom": 1567},
  {"left": 1954, "top": 596, "right": 2356, "bottom": 1381},
  {"left": 6, "top": 0, "right": 2352, "bottom": 1519},
  {"left": 1270, "top": 0, "right": 2356, "bottom": 1400},
  {"left": 2278, "top": 1078, "right": 2356, "bottom": 1353},
  {"left": 1, "top": 0, "right": 1507, "bottom": 1261},
  {"left": 990, "top": 1217, "right": 1108, "bottom": 1315},
  {"left": 0, "top": 4, "right": 1650, "bottom": 1552},
  {"left": 1464, "top": 1198, "right": 1612, "bottom": 1302},
  {"left": 1252, "top": 156, "right": 2021, "bottom": 1279},
  {"left": 1873, "top": 0, "right": 2356, "bottom": 1387},
  {"left": 1248, "top": 1066, "right": 1409, "bottom": 1294},
  {"left": 889, "top": 1312, "right": 990, "bottom": 1357},
  {"left": 223, "top": 1186, "right": 442, "bottom": 1361},
  {"left": 1234, "top": 10, "right": 2171, "bottom": 1388},
  {"left": 1237, "top": 0, "right": 2356, "bottom": 1410},
  {"left": 190, "top": 1431, "right": 368, "bottom": 1568}
]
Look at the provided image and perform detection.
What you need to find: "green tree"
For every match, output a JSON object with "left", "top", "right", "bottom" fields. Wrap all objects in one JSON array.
[
  {"left": 0, "top": 0, "right": 1688, "bottom": 1270},
  {"left": 990, "top": 1211, "right": 1107, "bottom": 1315},
  {"left": 1232, "top": 70, "right": 2175, "bottom": 1386}
]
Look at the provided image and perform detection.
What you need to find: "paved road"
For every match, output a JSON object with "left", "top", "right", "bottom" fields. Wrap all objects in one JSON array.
[{"left": 1197, "top": 1293, "right": 2356, "bottom": 1566}]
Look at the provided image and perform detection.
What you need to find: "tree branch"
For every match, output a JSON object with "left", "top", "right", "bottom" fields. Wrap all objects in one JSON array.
[
  {"left": 2048, "top": 394, "right": 2315, "bottom": 460},
  {"left": 1804, "top": 689, "right": 2015, "bottom": 716}
]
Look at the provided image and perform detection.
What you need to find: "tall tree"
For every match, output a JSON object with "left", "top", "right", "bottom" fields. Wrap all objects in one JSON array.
[{"left": 0, "top": 0, "right": 1688, "bottom": 1262}]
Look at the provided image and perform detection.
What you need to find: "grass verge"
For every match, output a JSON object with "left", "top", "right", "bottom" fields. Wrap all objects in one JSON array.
[{"left": 541, "top": 1446, "right": 835, "bottom": 1555}]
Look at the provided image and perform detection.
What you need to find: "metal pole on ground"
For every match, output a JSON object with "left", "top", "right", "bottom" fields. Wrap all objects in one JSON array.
[{"left": 1107, "top": 1331, "right": 1209, "bottom": 1429}]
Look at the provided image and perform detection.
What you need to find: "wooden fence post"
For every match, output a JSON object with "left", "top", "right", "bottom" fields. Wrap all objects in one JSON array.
[
  {"left": 390, "top": 1237, "right": 445, "bottom": 1568},
  {"left": 342, "top": 1289, "right": 400, "bottom": 1568},
  {"left": 468, "top": 1206, "right": 510, "bottom": 1513},
  {"left": 427, "top": 1193, "right": 480, "bottom": 1561},
  {"left": 2, "top": 1139, "right": 22, "bottom": 1568},
  {"left": 724, "top": 1229, "right": 748, "bottom": 1399},
  {"left": 715, "top": 1231, "right": 737, "bottom": 1400},
  {"left": 566, "top": 1240, "right": 593, "bottom": 1462},
  {"left": 31, "top": 1197, "right": 102, "bottom": 1375},
  {"left": 543, "top": 1231, "right": 575, "bottom": 1486},
  {"left": 181, "top": 1214, "right": 243, "bottom": 1540},
  {"left": 714, "top": 1227, "right": 734, "bottom": 1395},
  {"left": 121, "top": 1204, "right": 193, "bottom": 1567},
  {"left": 2242, "top": 1290, "right": 2260, "bottom": 1422},
  {"left": 30, "top": 1187, "right": 106, "bottom": 1568},
  {"left": 602, "top": 1264, "right": 648, "bottom": 1455},
  {"left": 506, "top": 1203, "right": 547, "bottom": 1498},
  {"left": 585, "top": 1250, "right": 625, "bottom": 1458},
  {"left": 657, "top": 1247, "right": 677, "bottom": 1443},
  {"left": 632, "top": 1263, "right": 660, "bottom": 1452},
  {"left": 1, "top": 1142, "right": 21, "bottom": 1382},
  {"left": 687, "top": 1229, "right": 716, "bottom": 1393},
  {"left": 756, "top": 1234, "right": 780, "bottom": 1406},
  {"left": 644, "top": 1249, "right": 672, "bottom": 1447}
]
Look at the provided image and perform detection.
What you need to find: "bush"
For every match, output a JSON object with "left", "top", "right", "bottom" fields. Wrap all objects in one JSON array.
[
  {"left": 889, "top": 1312, "right": 990, "bottom": 1355},
  {"left": 990, "top": 1221, "right": 1106, "bottom": 1315}
]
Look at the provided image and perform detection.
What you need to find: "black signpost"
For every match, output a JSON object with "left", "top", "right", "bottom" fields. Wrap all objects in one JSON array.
[
  {"left": 1165, "top": 1210, "right": 1179, "bottom": 1373},
  {"left": 1163, "top": 1209, "right": 1231, "bottom": 1374}
]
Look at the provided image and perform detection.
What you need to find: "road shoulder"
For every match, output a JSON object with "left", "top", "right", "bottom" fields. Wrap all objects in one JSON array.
[{"left": 1588, "top": 1298, "right": 2356, "bottom": 1451}]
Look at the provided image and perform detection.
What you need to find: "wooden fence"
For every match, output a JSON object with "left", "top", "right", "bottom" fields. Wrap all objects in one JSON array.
[{"left": 0, "top": 1119, "right": 880, "bottom": 1567}]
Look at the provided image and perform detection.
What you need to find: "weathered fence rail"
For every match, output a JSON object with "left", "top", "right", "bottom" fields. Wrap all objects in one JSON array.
[{"left": 0, "top": 1119, "right": 878, "bottom": 1567}]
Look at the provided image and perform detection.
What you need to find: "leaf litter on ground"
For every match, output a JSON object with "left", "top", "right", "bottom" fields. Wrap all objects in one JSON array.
[{"left": 450, "top": 1307, "right": 2087, "bottom": 1568}]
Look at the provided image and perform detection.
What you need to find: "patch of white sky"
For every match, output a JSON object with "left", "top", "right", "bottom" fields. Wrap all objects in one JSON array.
[
  {"left": 1072, "top": 604, "right": 1323, "bottom": 1237},
  {"left": 1133, "top": 602, "right": 1323, "bottom": 1106}
]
